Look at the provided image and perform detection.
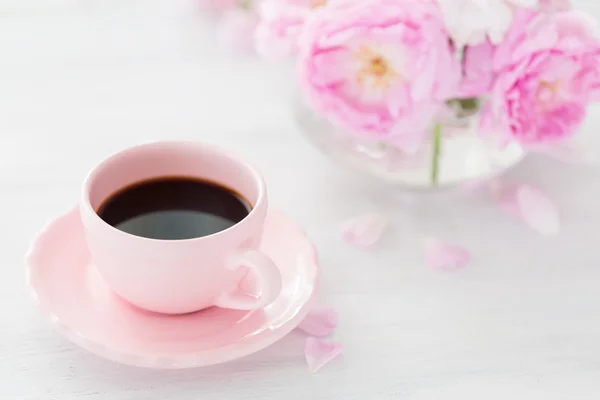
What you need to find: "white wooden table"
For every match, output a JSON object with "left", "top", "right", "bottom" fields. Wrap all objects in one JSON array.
[{"left": 3, "top": 1, "right": 600, "bottom": 398}]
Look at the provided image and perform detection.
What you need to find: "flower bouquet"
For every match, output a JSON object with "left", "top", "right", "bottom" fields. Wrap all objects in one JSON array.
[{"left": 249, "top": 0, "right": 600, "bottom": 187}]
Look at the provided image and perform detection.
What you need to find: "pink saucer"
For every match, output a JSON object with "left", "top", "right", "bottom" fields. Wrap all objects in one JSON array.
[{"left": 26, "top": 207, "right": 319, "bottom": 369}]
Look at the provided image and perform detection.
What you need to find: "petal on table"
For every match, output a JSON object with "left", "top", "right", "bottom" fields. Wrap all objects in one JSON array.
[
  {"left": 297, "top": 307, "right": 338, "bottom": 337},
  {"left": 424, "top": 237, "right": 471, "bottom": 271},
  {"left": 489, "top": 180, "right": 522, "bottom": 218},
  {"left": 340, "top": 213, "right": 387, "bottom": 249},
  {"left": 516, "top": 184, "right": 560, "bottom": 235},
  {"left": 305, "top": 338, "right": 343, "bottom": 373}
]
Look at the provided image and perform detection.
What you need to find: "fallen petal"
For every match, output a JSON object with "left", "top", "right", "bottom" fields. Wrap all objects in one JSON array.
[
  {"left": 305, "top": 338, "right": 343, "bottom": 373},
  {"left": 297, "top": 307, "right": 338, "bottom": 337},
  {"left": 490, "top": 181, "right": 562, "bottom": 235},
  {"left": 424, "top": 237, "right": 471, "bottom": 270},
  {"left": 489, "top": 180, "right": 521, "bottom": 217},
  {"left": 516, "top": 185, "right": 560, "bottom": 235},
  {"left": 340, "top": 213, "right": 387, "bottom": 249}
]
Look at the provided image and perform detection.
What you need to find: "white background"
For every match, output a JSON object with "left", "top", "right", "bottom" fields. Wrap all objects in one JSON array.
[{"left": 2, "top": 0, "right": 600, "bottom": 398}]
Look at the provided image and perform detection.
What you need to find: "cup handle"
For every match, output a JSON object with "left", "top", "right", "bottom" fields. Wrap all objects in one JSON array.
[{"left": 214, "top": 250, "right": 283, "bottom": 310}]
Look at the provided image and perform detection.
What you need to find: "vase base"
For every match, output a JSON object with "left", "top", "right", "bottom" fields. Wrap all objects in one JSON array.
[
  {"left": 295, "top": 101, "right": 526, "bottom": 190},
  {"left": 367, "top": 136, "right": 526, "bottom": 189}
]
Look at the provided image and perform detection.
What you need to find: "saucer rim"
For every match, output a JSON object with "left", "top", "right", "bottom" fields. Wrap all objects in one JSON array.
[{"left": 26, "top": 206, "right": 319, "bottom": 369}]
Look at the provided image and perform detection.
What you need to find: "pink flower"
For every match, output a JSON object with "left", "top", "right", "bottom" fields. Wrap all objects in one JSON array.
[
  {"left": 340, "top": 212, "right": 387, "bottom": 249},
  {"left": 255, "top": 0, "right": 325, "bottom": 59},
  {"left": 480, "top": 9, "right": 600, "bottom": 146},
  {"left": 297, "top": 0, "right": 461, "bottom": 152},
  {"left": 459, "top": 39, "right": 496, "bottom": 98}
]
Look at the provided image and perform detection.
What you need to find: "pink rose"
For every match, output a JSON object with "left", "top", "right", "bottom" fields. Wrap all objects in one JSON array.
[
  {"left": 255, "top": 0, "right": 324, "bottom": 59},
  {"left": 297, "top": 0, "right": 461, "bottom": 152},
  {"left": 459, "top": 40, "right": 496, "bottom": 98},
  {"left": 480, "top": 9, "right": 600, "bottom": 146}
]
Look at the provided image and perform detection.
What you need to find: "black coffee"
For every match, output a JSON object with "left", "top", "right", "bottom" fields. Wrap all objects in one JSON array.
[{"left": 97, "top": 177, "right": 251, "bottom": 240}]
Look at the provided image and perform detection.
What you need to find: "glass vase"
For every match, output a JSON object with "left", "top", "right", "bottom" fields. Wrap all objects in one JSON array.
[{"left": 293, "top": 98, "right": 526, "bottom": 189}]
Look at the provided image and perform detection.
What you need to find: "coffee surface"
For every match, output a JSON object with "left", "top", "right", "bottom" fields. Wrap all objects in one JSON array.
[{"left": 97, "top": 177, "right": 250, "bottom": 240}]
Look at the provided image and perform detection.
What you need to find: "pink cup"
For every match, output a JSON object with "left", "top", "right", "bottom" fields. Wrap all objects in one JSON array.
[{"left": 80, "top": 141, "right": 283, "bottom": 314}]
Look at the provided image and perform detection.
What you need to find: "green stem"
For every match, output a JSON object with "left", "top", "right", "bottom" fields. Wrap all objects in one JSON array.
[
  {"left": 431, "top": 123, "right": 442, "bottom": 186},
  {"left": 457, "top": 98, "right": 479, "bottom": 112},
  {"left": 237, "top": 0, "right": 252, "bottom": 10}
]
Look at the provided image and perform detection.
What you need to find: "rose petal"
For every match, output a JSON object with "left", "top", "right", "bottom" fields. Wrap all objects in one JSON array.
[
  {"left": 297, "top": 307, "right": 338, "bottom": 337},
  {"left": 424, "top": 237, "right": 471, "bottom": 271},
  {"left": 490, "top": 181, "right": 561, "bottom": 235},
  {"left": 489, "top": 180, "right": 522, "bottom": 217},
  {"left": 340, "top": 213, "right": 387, "bottom": 249},
  {"left": 304, "top": 338, "right": 343, "bottom": 373},
  {"left": 459, "top": 40, "right": 495, "bottom": 97},
  {"left": 516, "top": 185, "right": 560, "bottom": 235}
]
